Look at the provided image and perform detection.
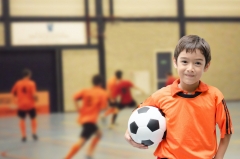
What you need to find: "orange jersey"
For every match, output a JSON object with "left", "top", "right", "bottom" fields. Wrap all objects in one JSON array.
[
  {"left": 107, "top": 77, "right": 118, "bottom": 99},
  {"left": 113, "top": 80, "right": 133, "bottom": 104},
  {"left": 11, "top": 79, "right": 36, "bottom": 110},
  {"left": 140, "top": 79, "right": 233, "bottom": 159},
  {"left": 74, "top": 86, "right": 108, "bottom": 124}
]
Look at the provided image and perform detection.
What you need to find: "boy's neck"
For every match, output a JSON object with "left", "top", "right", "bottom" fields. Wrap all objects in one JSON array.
[{"left": 178, "top": 81, "right": 200, "bottom": 94}]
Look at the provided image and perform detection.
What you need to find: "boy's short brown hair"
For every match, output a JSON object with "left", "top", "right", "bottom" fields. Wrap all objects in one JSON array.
[
  {"left": 92, "top": 74, "right": 103, "bottom": 85},
  {"left": 174, "top": 35, "right": 211, "bottom": 66},
  {"left": 115, "top": 70, "right": 122, "bottom": 79},
  {"left": 22, "top": 68, "right": 32, "bottom": 78}
]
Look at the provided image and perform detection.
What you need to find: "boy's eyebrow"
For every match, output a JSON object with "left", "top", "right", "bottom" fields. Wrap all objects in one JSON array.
[{"left": 179, "top": 57, "right": 204, "bottom": 61}]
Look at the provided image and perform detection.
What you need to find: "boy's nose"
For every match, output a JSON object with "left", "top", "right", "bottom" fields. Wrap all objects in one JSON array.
[{"left": 186, "top": 64, "right": 194, "bottom": 72}]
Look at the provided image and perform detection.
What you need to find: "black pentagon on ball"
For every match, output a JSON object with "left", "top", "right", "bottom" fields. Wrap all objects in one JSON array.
[
  {"left": 137, "top": 107, "right": 150, "bottom": 114},
  {"left": 141, "top": 140, "right": 154, "bottom": 146},
  {"left": 130, "top": 121, "right": 138, "bottom": 134},
  {"left": 147, "top": 119, "right": 159, "bottom": 132}
]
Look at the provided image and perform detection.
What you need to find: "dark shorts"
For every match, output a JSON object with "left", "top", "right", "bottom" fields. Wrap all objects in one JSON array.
[
  {"left": 117, "top": 100, "right": 136, "bottom": 110},
  {"left": 80, "top": 123, "right": 98, "bottom": 140},
  {"left": 17, "top": 108, "right": 37, "bottom": 119}
]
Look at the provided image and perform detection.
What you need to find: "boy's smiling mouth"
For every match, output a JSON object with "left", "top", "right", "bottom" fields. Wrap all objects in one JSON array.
[{"left": 185, "top": 74, "right": 195, "bottom": 77}]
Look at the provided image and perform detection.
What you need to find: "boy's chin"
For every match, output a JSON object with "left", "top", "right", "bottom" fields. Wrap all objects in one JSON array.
[{"left": 182, "top": 79, "right": 199, "bottom": 85}]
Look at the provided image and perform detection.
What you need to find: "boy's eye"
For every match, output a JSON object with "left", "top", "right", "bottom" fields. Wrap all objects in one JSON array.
[
  {"left": 181, "top": 60, "right": 187, "bottom": 64},
  {"left": 195, "top": 62, "right": 202, "bottom": 65}
]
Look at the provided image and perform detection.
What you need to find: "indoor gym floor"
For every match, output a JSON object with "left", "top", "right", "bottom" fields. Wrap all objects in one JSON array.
[{"left": 0, "top": 101, "right": 239, "bottom": 159}]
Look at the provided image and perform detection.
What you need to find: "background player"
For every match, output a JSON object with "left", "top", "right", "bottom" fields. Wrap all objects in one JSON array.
[
  {"left": 11, "top": 68, "right": 38, "bottom": 142},
  {"left": 125, "top": 35, "right": 233, "bottom": 159},
  {"left": 109, "top": 70, "right": 144, "bottom": 129},
  {"left": 64, "top": 74, "right": 108, "bottom": 159},
  {"left": 101, "top": 74, "right": 118, "bottom": 124}
]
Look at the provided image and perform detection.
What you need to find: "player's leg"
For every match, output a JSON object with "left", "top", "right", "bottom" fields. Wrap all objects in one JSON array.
[
  {"left": 109, "top": 103, "right": 123, "bottom": 129},
  {"left": 103, "top": 100, "right": 116, "bottom": 117},
  {"left": 101, "top": 101, "right": 117, "bottom": 125},
  {"left": 111, "top": 108, "right": 119, "bottom": 125},
  {"left": 29, "top": 108, "right": 38, "bottom": 140},
  {"left": 101, "top": 101, "right": 114, "bottom": 124},
  {"left": 17, "top": 110, "right": 27, "bottom": 142},
  {"left": 86, "top": 125, "right": 100, "bottom": 159},
  {"left": 65, "top": 138, "right": 86, "bottom": 159},
  {"left": 64, "top": 123, "right": 95, "bottom": 159}
]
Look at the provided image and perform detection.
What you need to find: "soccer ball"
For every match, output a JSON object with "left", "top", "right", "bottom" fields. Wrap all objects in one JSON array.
[{"left": 128, "top": 106, "right": 166, "bottom": 146}]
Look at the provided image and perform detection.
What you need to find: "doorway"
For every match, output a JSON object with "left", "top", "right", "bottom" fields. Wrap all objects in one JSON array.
[{"left": 0, "top": 50, "right": 59, "bottom": 113}]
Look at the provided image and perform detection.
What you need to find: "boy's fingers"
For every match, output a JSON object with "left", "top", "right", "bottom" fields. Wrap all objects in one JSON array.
[
  {"left": 131, "top": 141, "right": 148, "bottom": 149},
  {"left": 125, "top": 130, "right": 148, "bottom": 149}
]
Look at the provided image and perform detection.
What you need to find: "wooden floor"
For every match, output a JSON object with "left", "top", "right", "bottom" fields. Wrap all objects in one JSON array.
[{"left": 0, "top": 101, "right": 239, "bottom": 159}]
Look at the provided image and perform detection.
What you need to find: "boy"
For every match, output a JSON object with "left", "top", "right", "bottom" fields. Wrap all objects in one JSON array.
[
  {"left": 65, "top": 75, "right": 108, "bottom": 159},
  {"left": 125, "top": 35, "right": 233, "bottom": 159},
  {"left": 11, "top": 68, "right": 38, "bottom": 142}
]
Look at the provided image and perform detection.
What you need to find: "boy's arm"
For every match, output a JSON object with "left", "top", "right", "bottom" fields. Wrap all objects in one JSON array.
[
  {"left": 214, "top": 134, "right": 231, "bottom": 159},
  {"left": 215, "top": 97, "right": 233, "bottom": 159},
  {"left": 132, "top": 85, "right": 145, "bottom": 95},
  {"left": 73, "top": 90, "right": 84, "bottom": 111},
  {"left": 74, "top": 100, "right": 80, "bottom": 111}
]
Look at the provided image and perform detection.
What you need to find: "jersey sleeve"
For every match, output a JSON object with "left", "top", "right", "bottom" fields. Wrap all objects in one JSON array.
[
  {"left": 73, "top": 90, "right": 84, "bottom": 100},
  {"left": 215, "top": 95, "right": 233, "bottom": 138},
  {"left": 140, "top": 91, "right": 162, "bottom": 109}
]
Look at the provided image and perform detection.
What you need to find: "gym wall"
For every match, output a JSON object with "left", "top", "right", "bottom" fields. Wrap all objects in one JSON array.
[
  {"left": 9, "top": 0, "right": 110, "bottom": 17},
  {"left": 113, "top": 0, "right": 177, "bottom": 17},
  {"left": 9, "top": 0, "right": 84, "bottom": 17},
  {"left": 185, "top": 0, "right": 240, "bottom": 17},
  {"left": 62, "top": 49, "right": 99, "bottom": 111},
  {"left": 0, "top": 0, "right": 2, "bottom": 16},
  {"left": 105, "top": 22, "right": 179, "bottom": 103}
]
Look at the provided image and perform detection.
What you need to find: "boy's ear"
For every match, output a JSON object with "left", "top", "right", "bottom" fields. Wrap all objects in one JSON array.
[
  {"left": 204, "top": 62, "right": 210, "bottom": 72},
  {"left": 173, "top": 58, "right": 177, "bottom": 68}
]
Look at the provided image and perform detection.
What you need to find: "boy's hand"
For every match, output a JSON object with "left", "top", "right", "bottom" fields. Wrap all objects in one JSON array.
[{"left": 124, "top": 129, "right": 148, "bottom": 149}]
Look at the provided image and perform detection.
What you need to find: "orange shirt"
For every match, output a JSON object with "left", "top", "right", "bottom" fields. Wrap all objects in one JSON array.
[
  {"left": 140, "top": 79, "right": 233, "bottom": 159},
  {"left": 74, "top": 86, "right": 108, "bottom": 124},
  {"left": 11, "top": 79, "right": 36, "bottom": 110},
  {"left": 107, "top": 77, "right": 118, "bottom": 99}
]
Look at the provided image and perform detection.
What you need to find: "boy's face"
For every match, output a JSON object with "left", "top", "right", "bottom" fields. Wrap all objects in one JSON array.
[{"left": 173, "top": 49, "right": 210, "bottom": 85}]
